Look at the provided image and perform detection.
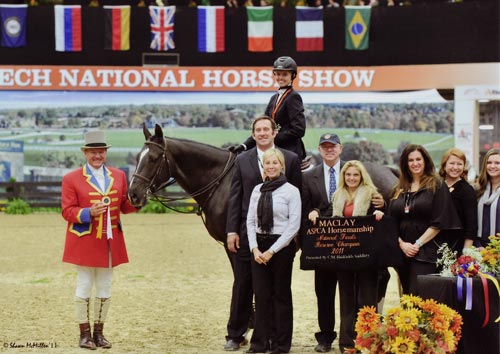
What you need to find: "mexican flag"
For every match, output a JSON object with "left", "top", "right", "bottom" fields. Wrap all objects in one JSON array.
[{"left": 247, "top": 6, "right": 273, "bottom": 52}]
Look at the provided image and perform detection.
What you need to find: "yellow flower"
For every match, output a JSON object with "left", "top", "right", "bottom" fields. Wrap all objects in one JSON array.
[
  {"left": 400, "top": 294, "right": 423, "bottom": 308},
  {"left": 394, "top": 309, "right": 419, "bottom": 332},
  {"left": 384, "top": 307, "right": 401, "bottom": 326},
  {"left": 391, "top": 336, "right": 417, "bottom": 354},
  {"left": 443, "top": 330, "right": 457, "bottom": 351}
]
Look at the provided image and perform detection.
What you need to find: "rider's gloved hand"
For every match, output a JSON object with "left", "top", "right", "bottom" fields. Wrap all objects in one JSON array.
[{"left": 227, "top": 144, "right": 246, "bottom": 154}]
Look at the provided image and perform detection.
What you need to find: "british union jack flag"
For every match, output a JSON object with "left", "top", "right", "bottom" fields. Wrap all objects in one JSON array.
[{"left": 149, "top": 6, "right": 176, "bottom": 51}]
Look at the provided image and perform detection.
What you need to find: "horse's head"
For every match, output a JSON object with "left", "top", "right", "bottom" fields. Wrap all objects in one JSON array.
[{"left": 128, "top": 124, "right": 171, "bottom": 207}]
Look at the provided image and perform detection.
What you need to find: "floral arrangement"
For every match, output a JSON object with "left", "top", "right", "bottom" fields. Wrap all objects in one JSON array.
[
  {"left": 436, "top": 238, "right": 500, "bottom": 327},
  {"left": 481, "top": 234, "right": 500, "bottom": 276},
  {"left": 350, "top": 295, "right": 462, "bottom": 354},
  {"left": 437, "top": 235, "right": 500, "bottom": 278}
]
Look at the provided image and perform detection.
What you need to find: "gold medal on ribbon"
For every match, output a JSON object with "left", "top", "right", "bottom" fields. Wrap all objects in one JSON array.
[{"left": 101, "top": 196, "right": 111, "bottom": 206}]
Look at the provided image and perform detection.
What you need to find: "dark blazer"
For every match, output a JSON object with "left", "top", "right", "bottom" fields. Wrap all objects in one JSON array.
[
  {"left": 438, "top": 178, "right": 477, "bottom": 252},
  {"left": 244, "top": 89, "right": 306, "bottom": 160},
  {"left": 226, "top": 147, "right": 302, "bottom": 257},
  {"left": 302, "top": 161, "right": 345, "bottom": 219}
]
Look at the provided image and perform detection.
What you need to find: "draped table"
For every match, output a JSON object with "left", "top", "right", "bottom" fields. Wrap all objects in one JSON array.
[{"left": 416, "top": 275, "right": 500, "bottom": 354}]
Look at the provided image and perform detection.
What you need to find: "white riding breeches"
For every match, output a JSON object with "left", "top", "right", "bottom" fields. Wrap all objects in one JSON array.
[{"left": 75, "top": 265, "right": 113, "bottom": 299}]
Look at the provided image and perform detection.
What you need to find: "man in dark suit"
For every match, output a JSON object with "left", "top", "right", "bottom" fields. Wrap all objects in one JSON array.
[
  {"left": 302, "top": 133, "right": 385, "bottom": 353},
  {"left": 301, "top": 133, "right": 344, "bottom": 353},
  {"left": 224, "top": 116, "right": 302, "bottom": 351}
]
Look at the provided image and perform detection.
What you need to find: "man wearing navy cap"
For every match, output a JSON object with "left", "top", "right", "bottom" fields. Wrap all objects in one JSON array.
[
  {"left": 302, "top": 133, "right": 385, "bottom": 353},
  {"left": 301, "top": 133, "right": 344, "bottom": 353}
]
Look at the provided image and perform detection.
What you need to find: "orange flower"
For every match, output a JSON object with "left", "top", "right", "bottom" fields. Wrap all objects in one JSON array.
[
  {"left": 406, "top": 329, "right": 420, "bottom": 342},
  {"left": 387, "top": 325, "right": 398, "bottom": 337},
  {"left": 355, "top": 306, "right": 380, "bottom": 334}
]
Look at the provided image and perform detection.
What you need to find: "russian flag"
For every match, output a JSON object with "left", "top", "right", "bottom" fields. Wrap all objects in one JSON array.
[
  {"left": 197, "top": 6, "right": 224, "bottom": 53},
  {"left": 54, "top": 5, "right": 82, "bottom": 52},
  {"left": 296, "top": 6, "right": 323, "bottom": 52}
]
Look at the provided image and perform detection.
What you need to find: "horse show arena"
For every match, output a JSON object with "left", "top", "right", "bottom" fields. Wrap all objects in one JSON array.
[{"left": 0, "top": 213, "right": 400, "bottom": 354}]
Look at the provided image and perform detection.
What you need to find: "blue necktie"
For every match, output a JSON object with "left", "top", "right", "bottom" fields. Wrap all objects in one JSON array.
[{"left": 329, "top": 166, "right": 336, "bottom": 202}]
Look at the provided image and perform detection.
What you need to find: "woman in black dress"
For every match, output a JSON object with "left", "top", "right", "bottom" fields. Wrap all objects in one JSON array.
[
  {"left": 438, "top": 148, "right": 478, "bottom": 254},
  {"left": 389, "top": 144, "right": 461, "bottom": 294}
]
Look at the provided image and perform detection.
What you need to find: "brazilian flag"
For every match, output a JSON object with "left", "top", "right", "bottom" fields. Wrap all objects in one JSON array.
[{"left": 345, "top": 6, "right": 371, "bottom": 50}]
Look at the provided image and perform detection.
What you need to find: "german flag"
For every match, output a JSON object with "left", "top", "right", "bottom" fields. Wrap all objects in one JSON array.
[{"left": 104, "top": 5, "right": 130, "bottom": 51}]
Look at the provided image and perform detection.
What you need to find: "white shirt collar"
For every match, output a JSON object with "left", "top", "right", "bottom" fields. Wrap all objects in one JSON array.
[{"left": 323, "top": 161, "right": 340, "bottom": 175}]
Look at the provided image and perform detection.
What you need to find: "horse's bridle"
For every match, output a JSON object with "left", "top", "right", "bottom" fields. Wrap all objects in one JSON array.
[
  {"left": 132, "top": 140, "right": 174, "bottom": 195},
  {"left": 132, "top": 137, "right": 236, "bottom": 210}
]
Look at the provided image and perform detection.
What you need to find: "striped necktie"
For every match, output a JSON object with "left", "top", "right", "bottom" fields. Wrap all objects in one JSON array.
[{"left": 329, "top": 166, "right": 336, "bottom": 202}]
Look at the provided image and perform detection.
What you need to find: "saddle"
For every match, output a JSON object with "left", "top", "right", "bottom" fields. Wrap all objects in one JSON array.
[{"left": 301, "top": 155, "right": 313, "bottom": 171}]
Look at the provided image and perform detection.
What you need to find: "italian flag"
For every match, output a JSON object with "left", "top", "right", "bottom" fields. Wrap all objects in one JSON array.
[{"left": 247, "top": 6, "right": 273, "bottom": 52}]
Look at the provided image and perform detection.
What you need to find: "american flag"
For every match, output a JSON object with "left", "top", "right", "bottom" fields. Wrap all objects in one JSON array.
[{"left": 149, "top": 6, "right": 175, "bottom": 51}]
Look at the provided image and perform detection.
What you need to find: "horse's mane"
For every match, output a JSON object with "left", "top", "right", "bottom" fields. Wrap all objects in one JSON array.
[{"left": 164, "top": 136, "right": 226, "bottom": 153}]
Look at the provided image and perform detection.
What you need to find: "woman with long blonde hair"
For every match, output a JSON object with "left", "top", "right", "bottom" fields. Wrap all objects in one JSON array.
[{"left": 330, "top": 160, "right": 384, "bottom": 353}]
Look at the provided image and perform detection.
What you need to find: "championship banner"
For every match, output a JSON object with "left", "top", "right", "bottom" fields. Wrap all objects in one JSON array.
[{"left": 300, "top": 215, "right": 404, "bottom": 271}]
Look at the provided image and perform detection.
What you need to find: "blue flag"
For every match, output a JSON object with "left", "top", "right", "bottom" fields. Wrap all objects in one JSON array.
[{"left": 0, "top": 4, "right": 27, "bottom": 48}]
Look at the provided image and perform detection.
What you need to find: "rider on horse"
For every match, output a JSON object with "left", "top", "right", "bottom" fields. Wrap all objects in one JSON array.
[{"left": 229, "top": 56, "right": 309, "bottom": 168}]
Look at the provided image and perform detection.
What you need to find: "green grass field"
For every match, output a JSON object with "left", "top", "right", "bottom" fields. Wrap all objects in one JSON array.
[{"left": 7, "top": 127, "right": 453, "bottom": 167}]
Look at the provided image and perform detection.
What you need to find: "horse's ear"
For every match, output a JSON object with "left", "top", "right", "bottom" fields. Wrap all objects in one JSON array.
[
  {"left": 154, "top": 124, "right": 164, "bottom": 139},
  {"left": 143, "top": 122, "right": 152, "bottom": 140}
]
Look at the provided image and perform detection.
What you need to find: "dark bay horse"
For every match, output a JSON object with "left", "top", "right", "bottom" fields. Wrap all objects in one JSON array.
[
  {"left": 127, "top": 124, "right": 399, "bottom": 249},
  {"left": 128, "top": 124, "right": 235, "bottom": 246}
]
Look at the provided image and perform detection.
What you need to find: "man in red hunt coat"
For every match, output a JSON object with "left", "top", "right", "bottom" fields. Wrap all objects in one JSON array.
[{"left": 61, "top": 130, "right": 138, "bottom": 350}]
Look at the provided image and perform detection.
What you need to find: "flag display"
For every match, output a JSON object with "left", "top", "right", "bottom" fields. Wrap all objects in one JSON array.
[
  {"left": 149, "top": 5, "right": 175, "bottom": 51},
  {"left": 197, "top": 6, "right": 224, "bottom": 53},
  {"left": 0, "top": 4, "right": 27, "bottom": 48},
  {"left": 104, "top": 5, "right": 130, "bottom": 51},
  {"left": 54, "top": 5, "right": 82, "bottom": 52},
  {"left": 247, "top": 6, "right": 273, "bottom": 52},
  {"left": 295, "top": 6, "right": 323, "bottom": 52},
  {"left": 345, "top": 6, "right": 371, "bottom": 51}
]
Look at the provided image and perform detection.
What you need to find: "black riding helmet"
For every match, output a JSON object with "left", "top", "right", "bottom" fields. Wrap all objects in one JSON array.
[{"left": 273, "top": 56, "right": 297, "bottom": 80}]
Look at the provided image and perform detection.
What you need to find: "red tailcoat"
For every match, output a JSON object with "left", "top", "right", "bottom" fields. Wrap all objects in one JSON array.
[{"left": 62, "top": 164, "right": 137, "bottom": 268}]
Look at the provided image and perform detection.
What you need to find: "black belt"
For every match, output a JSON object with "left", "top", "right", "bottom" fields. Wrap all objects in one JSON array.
[{"left": 256, "top": 233, "right": 280, "bottom": 240}]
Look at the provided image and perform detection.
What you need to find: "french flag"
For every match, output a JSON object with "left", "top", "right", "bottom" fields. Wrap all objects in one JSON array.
[
  {"left": 296, "top": 6, "right": 323, "bottom": 52},
  {"left": 54, "top": 5, "right": 82, "bottom": 52},
  {"left": 197, "top": 6, "right": 225, "bottom": 53}
]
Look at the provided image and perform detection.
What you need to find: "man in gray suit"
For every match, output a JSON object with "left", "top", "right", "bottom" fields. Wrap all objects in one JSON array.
[{"left": 224, "top": 116, "right": 302, "bottom": 351}]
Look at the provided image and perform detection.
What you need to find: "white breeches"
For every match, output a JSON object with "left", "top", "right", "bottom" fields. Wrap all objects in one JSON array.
[{"left": 75, "top": 265, "right": 113, "bottom": 299}]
